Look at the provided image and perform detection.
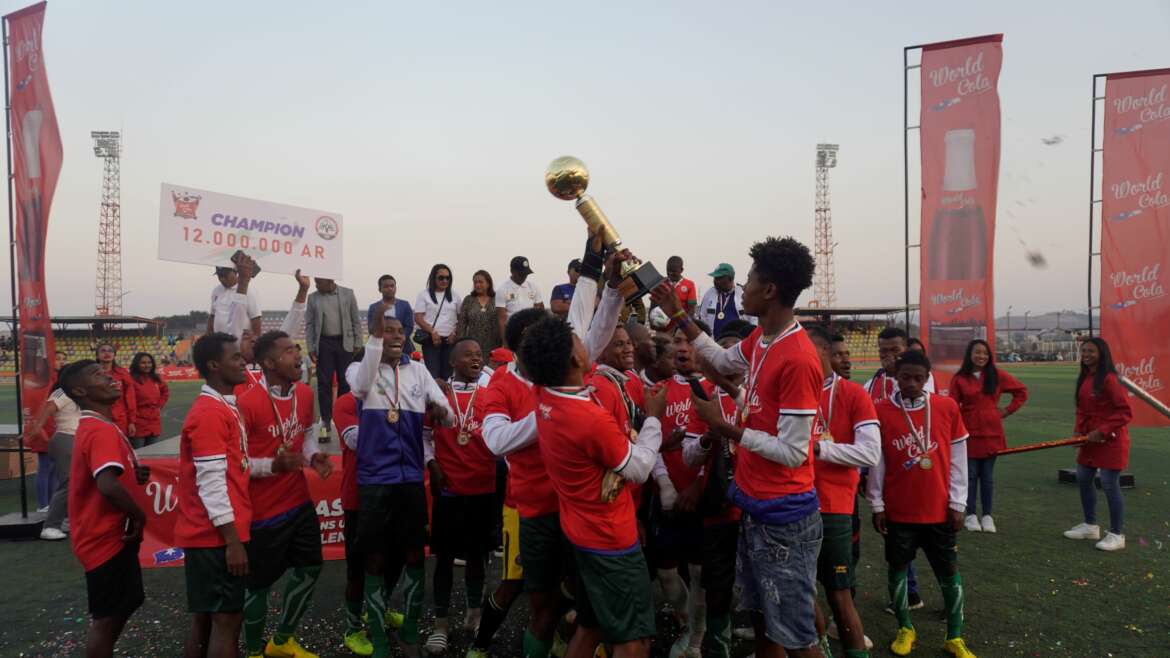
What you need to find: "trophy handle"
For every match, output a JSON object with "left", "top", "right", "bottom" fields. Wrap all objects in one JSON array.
[{"left": 574, "top": 196, "right": 623, "bottom": 251}]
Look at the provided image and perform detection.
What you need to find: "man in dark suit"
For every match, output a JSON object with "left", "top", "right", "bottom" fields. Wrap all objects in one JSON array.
[{"left": 305, "top": 278, "right": 363, "bottom": 442}]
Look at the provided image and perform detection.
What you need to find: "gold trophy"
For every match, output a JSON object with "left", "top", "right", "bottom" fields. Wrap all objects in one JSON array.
[{"left": 545, "top": 156, "right": 665, "bottom": 302}]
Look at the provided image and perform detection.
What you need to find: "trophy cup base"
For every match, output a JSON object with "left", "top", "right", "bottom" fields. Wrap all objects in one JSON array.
[{"left": 617, "top": 262, "right": 666, "bottom": 304}]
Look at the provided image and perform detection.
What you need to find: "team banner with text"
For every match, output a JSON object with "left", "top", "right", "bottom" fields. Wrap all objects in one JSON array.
[
  {"left": 5, "top": 3, "right": 62, "bottom": 434},
  {"left": 158, "top": 183, "right": 344, "bottom": 279},
  {"left": 918, "top": 35, "right": 1002, "bottom": 387},
  {"left": 1100, "top": 69, "right": 1170, "bottom": 427},
  {"left": 131, "top": 457, "right": 348, "bottom": 568}
]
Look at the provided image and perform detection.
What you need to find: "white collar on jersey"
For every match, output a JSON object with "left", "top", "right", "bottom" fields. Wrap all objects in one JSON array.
[
  {"left": 822, "top": 372, "right": 838, "bottom": 390},
  {"left": 506, "top": 361, "right": 534, "bottom": 388},
  {"left": 672, "top": 372, "right": 703, "bottom": 385},
  {"left": 893, "top": 390, "right": 927, "bottom": 410},
  {"left": 201, "top": 384, "right": 237, "bottom": 405},
  {"left": 449, "top": 377, "right": 479, "bottom": 392}
]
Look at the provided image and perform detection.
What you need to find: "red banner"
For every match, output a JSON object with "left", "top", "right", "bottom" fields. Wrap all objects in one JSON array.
[
  {"left": 918, "top": 35, "right": 1003, "bottom": 390},
  {"left": 129, "top": 456, "right": 348, "bottom": 568},
  {"left": 159, "top": 365, "right": 200, "bottom": 381},
  {"left": 1100, "top": 69, "right": 1170, "bottom": 427},
  {"left": 5, "top": 3, "right": 62, "bottom": 435}
]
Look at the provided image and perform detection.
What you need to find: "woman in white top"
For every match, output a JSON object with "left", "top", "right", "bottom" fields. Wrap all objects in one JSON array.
[
  {"left": 414, "top": 263, "right": 460, "bottom": 379},
  {"left": 24, "top": 359, "right": 86, "bottom": 540}
]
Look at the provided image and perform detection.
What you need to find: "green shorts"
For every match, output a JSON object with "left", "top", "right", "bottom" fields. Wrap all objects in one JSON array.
[
  {"left": 519, "top": 513, "right": 570, "bottom": 593},
  {"left": 184, "top": 545, "right": 247, "bottom": 613},
  {"left": 572, "top": 548, "right": 656, "bottom": 644},
  {"left": 816, "top": 513, "right": 855, "bottom": 591},
  {"left": 883, "top": 521, "right": 958, "bottom": 577}
]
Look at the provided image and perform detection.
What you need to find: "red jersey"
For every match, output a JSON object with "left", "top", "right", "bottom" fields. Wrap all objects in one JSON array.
[
  {"left": 481, "top": 365, "right": 558, "bottom": 518},
  {"left": 233, "top": 367, "right": 265, "bottom": 397},
  {"left": 69, "top": 414, "right": 140, "bottom": 571},
  {"left": 130, "top": 375, "right": 170, "bottom": 438},
  {"left": 661, "top": 375, "right": 714, "bottom": 492},
  {"left": 175, "top": 390, "right": 253, "bottom": 547},
  {"left": 334, "top": 392, "right": 361, "bottom": 511},
  {"left": 813, "top": 375, "right": 879, "bottom": 514},
  {"left": 431, "top": 382, "right": 496, "bottom": 496},
  {"left": 238, "top": 382, "right": 315, "bottom": 522},
  {"left": 672, "top": 277, "right": 698, "bottom": 308},
  {"left": 737, "top": 324, "right": 822, "bottom": 500},
  {"left": 875, "top": 393, "right": 968, "bottom": 524},
  {"left": 535, "top": 387, "right": 638, "bottom": 552},
  {"left": 948, "top": 370, "right": 1028, "bottom": 458},
  {"left": 1074, "top": 373, "right": 1133, "bottom": 470},
  {"left": 587, "top": 365, "right": 646, "bottom": 501},
  {"left": 108, "top": 366, "right": 137, "bottom": 435}
]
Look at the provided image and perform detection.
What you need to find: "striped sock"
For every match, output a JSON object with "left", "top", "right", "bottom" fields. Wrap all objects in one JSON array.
[
  {"left": 939, "top": 572, "right": 965, "bottom": 640},
  {"left": 364, "top": 575, "right": 390, "bottom": 658},
  {"left": 243, "top": 586, "right": 270, "bottom": 654},
  {"left": 400, "top": 565, "right": 426, "bottom": 645},
  {"left": 274, "top": 565, "right": 321, "bottom": 643},
  {"left": 887, "top": 567, "right": 913, "bottom": 630}
]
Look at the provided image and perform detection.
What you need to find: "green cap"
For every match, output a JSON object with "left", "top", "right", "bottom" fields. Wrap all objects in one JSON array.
[{"left": 708, "top": 263, "right": 735, "bottom": 279}]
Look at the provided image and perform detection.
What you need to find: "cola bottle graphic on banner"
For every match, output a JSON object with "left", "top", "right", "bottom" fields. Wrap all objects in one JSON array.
[{"left": 927, "top": 129, "right": 988, "bottom": 281}]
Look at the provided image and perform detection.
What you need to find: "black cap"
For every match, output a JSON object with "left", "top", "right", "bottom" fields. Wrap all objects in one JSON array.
[
  {"left": 568, "top": 258, "right": 582, "bottom": 272},
  {"left": 214, "top": 266, "right": 234, "bottom": 277},
  {"left": 510, "top": 256, "right": 533, "bottom": 275}
]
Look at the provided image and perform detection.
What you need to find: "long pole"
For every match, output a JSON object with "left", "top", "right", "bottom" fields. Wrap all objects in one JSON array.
[
  {"left": 1087, "top": 74, "right": 1103, "bottom": 337},
  {"left": 903, "top": 46, "right": 912, "bottom": 332},
  {"left": 3, "top": 17, "right": 29, "bottom": 519}
]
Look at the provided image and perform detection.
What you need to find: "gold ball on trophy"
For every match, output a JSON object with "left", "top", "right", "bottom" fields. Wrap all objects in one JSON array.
[{"left": 545, "top": 156, "right": 590, "bottom": 201}]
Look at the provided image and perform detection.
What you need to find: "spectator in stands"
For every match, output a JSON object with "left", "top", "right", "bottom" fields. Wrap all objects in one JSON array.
[
  {"left": 367, "top": 273, "right": 414, "bottom": 337},
  {"left": 549, "top": 259, "right": 582, "bottom": 318},
  {"left": 24, "top": 360, "right": 83, "bottom": 540},
  {"left": 306, "top": 278, "right": 363, "bottom": 442},
  {"left": 415, "top": 263, "right": 460, "bottom": 379},
  {"left": 128, "top": 352, "right": 170, "bottom": 448},
  {"left": 208, "top": 264, "right": 262, "bottom": 338},
  {"left": 456, "top": 270, "right": 502, "bottom": 354},
  {"left": 96, "top": 342, "right": 137, "bottom": 437}
]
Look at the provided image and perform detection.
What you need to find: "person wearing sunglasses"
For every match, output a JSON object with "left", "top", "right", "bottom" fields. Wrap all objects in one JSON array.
[{"left": 415, "top": 264, "right": 461, "bottom": 379}]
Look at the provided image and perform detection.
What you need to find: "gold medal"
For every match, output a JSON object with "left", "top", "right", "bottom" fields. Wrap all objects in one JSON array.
[
  {"left": 457, "top": 431, "right": 470, "bottom": 446},
  {"left": 819, "top": 431, "right": 835, "bottom": 443},
  {"left": 386, "top": 409, "right": 400, "bottom": 424},
  {"left": 717, "top": 312, "right": 725, "bottom": 320},
  {"left": 920, "top": 456, "right": 933, "bottom": 470},
  {"left": 740, "top": 408, "right": 750, "bottom": 424},
  {"left": 241, "top": 457, "right": 250, "bottom": 472}
]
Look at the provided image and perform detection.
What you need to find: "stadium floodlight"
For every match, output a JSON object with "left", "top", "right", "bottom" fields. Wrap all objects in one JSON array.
[
  {"left": 816, "top": 143, "right": 838, "bottom": 169},
  {"left": 91, "top": 130, "right": 120, "bottom": 158}
]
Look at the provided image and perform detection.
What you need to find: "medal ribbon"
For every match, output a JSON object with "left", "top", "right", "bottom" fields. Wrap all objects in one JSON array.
[
  {"left": 264, "top": 383, "right": 299, "bottom": 451},
  {"left": 898, "top": 393, "right": 931, "bottom": 467},
  {"left": 376, "top": 364, "right": 401, "bottom": 416},
  {"left": 815, "top": 373, "right": 838, "bottom": 438},
  {"left": 199, "top": 388, "right": 249, "bottom": 470},
  {"left": 449, "top": 380, "right": 479, "bottom": 435}
]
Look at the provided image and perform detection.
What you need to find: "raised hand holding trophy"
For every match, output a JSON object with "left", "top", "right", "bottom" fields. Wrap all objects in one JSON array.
[{"left": 545, "top": 156, "right": 665, "bottom": 302}]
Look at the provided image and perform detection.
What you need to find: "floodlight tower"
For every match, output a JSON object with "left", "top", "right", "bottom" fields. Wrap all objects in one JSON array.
[
  {"left": 92, "top": 131, "right": 122, "bottom": 316},
  {"left": 814, "top": 144, "right": 838, "bottom": 308}
]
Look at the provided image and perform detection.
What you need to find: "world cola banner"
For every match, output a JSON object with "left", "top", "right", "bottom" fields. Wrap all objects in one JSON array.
[
  {"left": 130, "top": 456, "right": 348, "bottom": 568},
  {"left": 1100, "top": 69, "right": 1170, "bottom": 427},
  {"left": 918, "top": 35, "right": 1002, "bottom": 389}
]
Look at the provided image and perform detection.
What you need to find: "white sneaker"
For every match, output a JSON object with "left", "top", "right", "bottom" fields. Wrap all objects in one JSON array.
[
  {"left": 825, "top": 621, "right": 873, "bottom": 649},
  {"left": 980, "top": 515, "right": 997, "bottom": 533},
  {"left": 40, "top": 527, "right": 66, "bottom": 541},
  {"left": 1095, "top": 532, "right": 1126, "bottom": 551},
  {"left": 732, "top": 627, "right": 756, "bottom": 641},
  {"left": 453, "top": 558, "right": 467, "bottom": 567},
  {"left": 964, "top": 515, "right": 982, "bottom": 532},
  {"left": 1063, "top": 523, "right": 1101, "bottom": 540}
]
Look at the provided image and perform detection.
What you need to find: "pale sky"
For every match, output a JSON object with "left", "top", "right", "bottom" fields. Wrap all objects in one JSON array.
[{"left": 3, "top": 0, "right": 1169, "bottom": 320}]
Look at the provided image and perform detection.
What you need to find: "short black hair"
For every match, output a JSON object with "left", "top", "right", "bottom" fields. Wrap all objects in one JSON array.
[
  {"left": 667, "top": 255, "right": 683, "bottom": 267},
  {"left": 878, "top": 326, "right": 908, "bottom": 342},
  {"left": 518, "top": 316, "right": 574, "bottom": 387},
  {"left": 748, "top": 236, "right": 815, "bottom": 307},
  {"left": 831, "top": 333, "right": 846, "bottom": 344},
  {"left": 253, "top": 330, "right": 289, "bottom": 367},
  {"left": 907, "top": 337, "right": 925, "bottom": 351},
  {"left": 58, "top": 360, "right": 96, "bottom": 404},
  {"left": 378, "top": 274, "right": 396, "bottom": 286},
  {"left": 505, "top": 307, "right": 550, "bottom": 352},
  {"left": 805, "top": 325, "right": 832, "bottom": 346},
  {"left": 193, "top": 332, "right": 238, "bottom": 378},
  {"left": 895, "top": 349, "right": 931, "bottom": 372}
]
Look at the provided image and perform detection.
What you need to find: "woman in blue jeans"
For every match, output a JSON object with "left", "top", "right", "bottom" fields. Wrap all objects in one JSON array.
[{"left": 1063, "top": 338, "right": 1132, "bottom": 552}]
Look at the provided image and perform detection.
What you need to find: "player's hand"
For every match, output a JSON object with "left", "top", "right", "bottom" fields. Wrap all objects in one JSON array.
[
  {"left": 1086, "top": 429, "right": 1107, "bottom": 444},
  {"left": 226, "top": 540, "right": 249, "bottom": 577},
  {"left": 660, "top": 426, "right": 687, "bottom": 452},
  {"left": 604, "top": 249, "right": 634, "bottom": 289},
  {"left": 294, "top": 268, "right": 310, "bottom": 290},
  {"left": 236, "top": 255, "right": 255, "bottom": 285},
  {"left": 310, "top": 453, "right": 333, "bottom": 479},
  {"left": 135, "top": 464, "right": 151, "bottom": 485},
  {"left": 127, "top": 423, "right": 137, "bottom": 437},
  {"left": 950, "top": 509, "right": 965, "bottom": 532},
  {"left": 123, "top": 511, "right": 146, "bottom": 544},
  {"left": 643, "top": 383, "right": 668, "bottom": 419},
  {"left": 309, "top": 352, "right": 319, "bottom": 365},
  {"left": 650, "top": 282, "right": 681, "bottom": 316},
  {"left": 273, "top": 451, "right": 305, "bottom": 473},
  {"left": 691, "top": 391, "right": 725, "bottom": 430},
  {"left": 872, "top": 512, "right": 888, "bottom": 535},
  {"left": 676, "top": 481, "right": 703, "bottom": 513},
  {"left": 428, "top": 461, "right": 448, "bottom": 494}
]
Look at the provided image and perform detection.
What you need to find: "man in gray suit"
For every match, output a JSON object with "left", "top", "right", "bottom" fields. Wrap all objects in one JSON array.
[{"left": 305, "top": 278, "right": 363, "bottom": 442}]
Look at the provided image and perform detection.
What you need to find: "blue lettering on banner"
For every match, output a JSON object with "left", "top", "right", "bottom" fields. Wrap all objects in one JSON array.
[{"left": 211, "top": 213, "right": 306, "bottom": 238}]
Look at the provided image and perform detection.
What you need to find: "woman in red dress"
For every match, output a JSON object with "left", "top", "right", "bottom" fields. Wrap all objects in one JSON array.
[
  {"left": 1063, "top": 337, "right": 1132, "bottom": 552},
  {"left": 129, "top": 351, "right": 170, "bottom": 448},
  {"left": 95, "top": 342, "right": 137, "bottom": 437},
  {"left": 949, "top": 339, "right": 1027, "bottom": 534}
]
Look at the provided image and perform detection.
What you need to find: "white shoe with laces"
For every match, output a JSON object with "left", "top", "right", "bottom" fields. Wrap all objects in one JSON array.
[
  {"left": 964, "top": 515, "right": 981, "bottom": 532},
  {"left": 1063, "top": 523, "right": 1101, "bottom": 540},
  {"left": 980, "top": 515, "right": 997, "bottom": 533},
  {"left": 39, "top": 527, "right": 66, "bottom": 541},
  {"left": 1095, "top": 532, "right": 1126, "bottom": 551}
]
